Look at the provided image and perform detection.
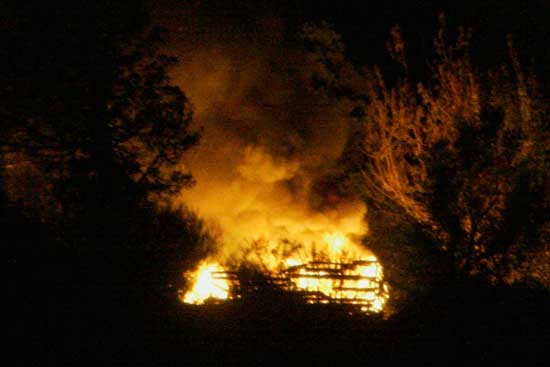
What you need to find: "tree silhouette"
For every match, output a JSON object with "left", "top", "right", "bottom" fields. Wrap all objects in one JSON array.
[
  {"left": 1, "top": 2, "right": 199, "bottom": 249},
  {"left": 0, "top": 2, "right": 209, "bottom": 327}
]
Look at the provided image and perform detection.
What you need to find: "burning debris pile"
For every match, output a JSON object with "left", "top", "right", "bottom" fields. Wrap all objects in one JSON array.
[
  {"left": 175, "top": 143, "right": 390, "bottom": 313},
  {"left": 282, "top": 259, "right": 386, "bottom": 311},
  {"left": 181, "top": 232, "right": 389, "bottom": 313}
]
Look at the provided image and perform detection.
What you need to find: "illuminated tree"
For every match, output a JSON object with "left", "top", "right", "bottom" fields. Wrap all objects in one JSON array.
[{"left": 305, "top": 18, "right": 550, "bottom": 289}]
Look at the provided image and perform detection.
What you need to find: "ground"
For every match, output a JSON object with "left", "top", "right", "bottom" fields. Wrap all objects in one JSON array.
[{"left": 18, "top": 278, "right": 549, "bottom": 366}]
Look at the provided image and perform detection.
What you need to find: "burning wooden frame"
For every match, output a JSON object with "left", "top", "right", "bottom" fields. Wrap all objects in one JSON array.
[{"left": 209, "top": 260, "right": 388, "bottom": 312}]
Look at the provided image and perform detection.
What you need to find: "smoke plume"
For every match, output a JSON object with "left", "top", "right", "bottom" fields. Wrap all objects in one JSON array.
[{"left": 154, "top": 1, "right": 370, "bottom": 264}]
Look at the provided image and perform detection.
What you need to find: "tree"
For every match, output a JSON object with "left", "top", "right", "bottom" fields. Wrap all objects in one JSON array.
[
  {"left": 304, "top": 18, "right": 550, "bottom": 293},
  {"left": 1, "top": 1, "right": 200, "bottom": 248},
  {"left": 0, "top": 2, "right": 209, "bottom": 321}
]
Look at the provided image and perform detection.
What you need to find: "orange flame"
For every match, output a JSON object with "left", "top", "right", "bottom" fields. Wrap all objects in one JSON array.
[
  {"left": 182, "top": 231, "right": 389, "bottom": 312},
  {"left": 182, "top": 262, "right": 229, "bottom": 304}
]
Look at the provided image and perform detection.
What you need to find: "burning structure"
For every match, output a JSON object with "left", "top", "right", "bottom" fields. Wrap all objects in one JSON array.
[
  {"left": 182, "top": 232, "right": 389, "bottom": 313},
  {"left": 160, "top": 5, "right": 390, "bottom": 313}
]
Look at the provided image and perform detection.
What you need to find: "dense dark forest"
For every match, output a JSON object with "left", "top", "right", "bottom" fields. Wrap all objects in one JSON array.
[{"left": 5, "top": 1, "right": 549, "bottom": 365}]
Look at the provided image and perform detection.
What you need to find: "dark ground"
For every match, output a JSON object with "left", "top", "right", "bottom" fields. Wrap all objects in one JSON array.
[{"left": 16, "top": 264, "right": 550, "bottom": 366}]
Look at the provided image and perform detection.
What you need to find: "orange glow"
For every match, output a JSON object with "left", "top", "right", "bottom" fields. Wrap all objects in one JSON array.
[
  {"left": 182, "top": 231, "right": 389, "bottom": 312},
  {"left": 167, "top": 20, "right": 390, "bottom": 313},
  {"left": 325, "top": 233, "right": 346, "bottom": 258},
  {"left": 177, "top": 146, "right": 389, "bottom": 312},
  {"left": 182, "top": 262, "right": 229, "bottom": 304}
]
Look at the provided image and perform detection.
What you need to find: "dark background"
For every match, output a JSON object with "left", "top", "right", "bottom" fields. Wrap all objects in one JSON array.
[{"left": 154, "top": 0, "right": 550, "bottom": 84}]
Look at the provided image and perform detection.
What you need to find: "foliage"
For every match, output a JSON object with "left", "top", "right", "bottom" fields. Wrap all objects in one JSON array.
[
  {"left": 1, "top": 2, "right": 200, "bottom": 246},
  {"left": 305, "top": 18, "right": 550, "bottom": 289},
  {"left": 1, "top": 2, "right": 205, "bottom": 306}
]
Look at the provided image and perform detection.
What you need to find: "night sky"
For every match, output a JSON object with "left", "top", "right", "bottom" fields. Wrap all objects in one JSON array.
[{"left": 153, "top": 0, "right": 550, "bottom": 83}]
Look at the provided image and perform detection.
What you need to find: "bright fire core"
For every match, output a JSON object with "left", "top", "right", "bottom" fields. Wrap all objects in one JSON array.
[{"left": 182, "top": 232, "right": 389, "bottom": 313}]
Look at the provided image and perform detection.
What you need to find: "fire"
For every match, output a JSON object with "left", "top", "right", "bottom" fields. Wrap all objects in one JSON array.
[
  {"left": 182, "top": 231, "right": 389, "bottom": 313},
  {"left": 176, "top": 143, "right": 391, "bottom": 311},
  {"left": 325, "top": 233, "right": 346, "bottom": 257},
  {"left": 182, "top": 262, "right": 229, "bottom": 304},
  {"left": 169, "top": 25, "right": 389, "bottom": 313}
]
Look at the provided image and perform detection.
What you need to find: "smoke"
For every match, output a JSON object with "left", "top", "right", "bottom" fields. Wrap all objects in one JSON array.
[{"left": 154, "top": 1, "right": 369, "bottom": 263}]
